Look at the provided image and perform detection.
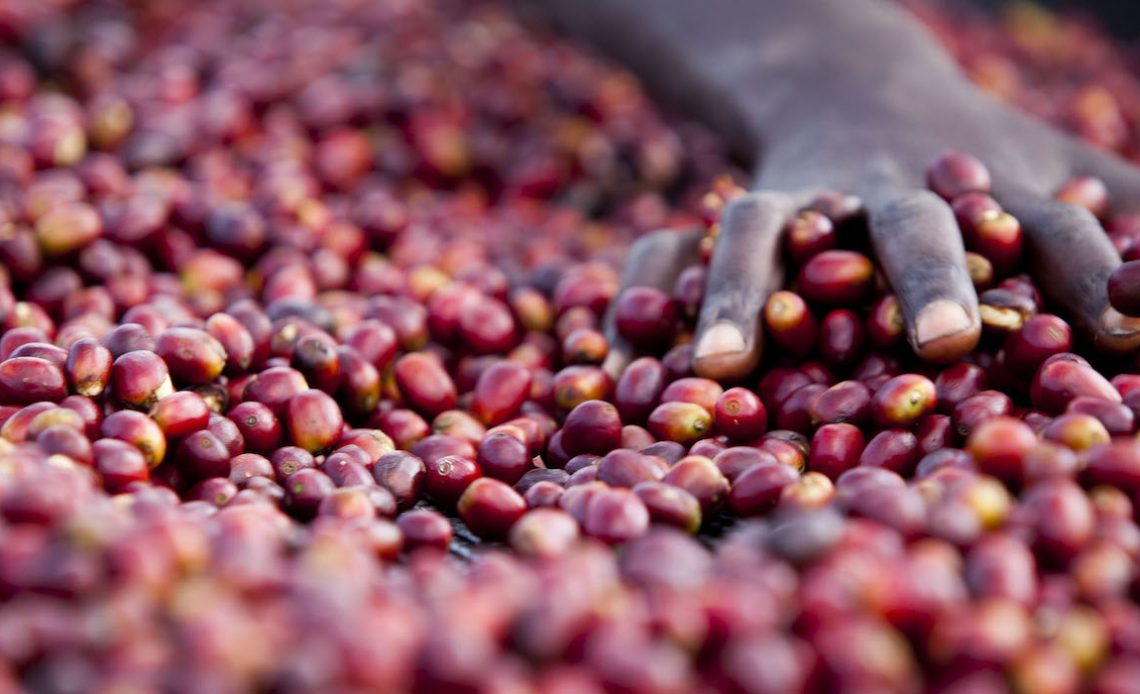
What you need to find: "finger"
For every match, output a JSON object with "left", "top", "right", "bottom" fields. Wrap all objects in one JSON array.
[
  {"left": 601, "top": 228, "right": 702, "bottom": 378},
  {"left": 692, "top": 191, "right": 795, "bottom": 380},
  {"left": 1001, "top": 195, "right": 1140, "bottom": 353},
  {"left": 867, "top": 189, "right": 981, "bottom": 362}
]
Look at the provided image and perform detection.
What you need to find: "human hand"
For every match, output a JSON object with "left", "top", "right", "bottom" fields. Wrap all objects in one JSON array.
[{"left": 580, "top": 0, "right": 1140, "bottom": 380}]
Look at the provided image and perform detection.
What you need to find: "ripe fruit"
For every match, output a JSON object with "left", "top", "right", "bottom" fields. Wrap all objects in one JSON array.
[
  {"left": 457, "top": 478, "right": 527, "bottom": 539},
  {"left": 647, "top": 402, "right": 712, "bottom": 445},
  {"left": 715, "top": 387, "right": 768, "bottom": 440},
  {"left": 871, "top": 374, "right": 937, "bottom": 428},
  {"left": 285, "top": 389, "right": 344, "bottom": 454},
  {"left": 394, "top": 353, "right": 458, "bottom": 417},
  {"left": 155, "top": 327, "right": 227, "bottom": 385},
  {"left": 613, "top": 287, "right": 677, "bottom": 347},
  {"left": 928, "top": 150, "right": 991, "bottom": 199},
  {"left": 966, "top": 416, "right": 1037, "bottom": 484},
  {"left": 560, "top": 400, "right": 622, "bottom": 456},
  {"left": 797, "top": 251, "right": 875, "bottom": 306}
]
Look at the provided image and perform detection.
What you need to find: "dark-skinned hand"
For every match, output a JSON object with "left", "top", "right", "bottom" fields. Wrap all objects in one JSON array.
[{"left": 534, "top": 0, "right": 1140, "bottom": 380}]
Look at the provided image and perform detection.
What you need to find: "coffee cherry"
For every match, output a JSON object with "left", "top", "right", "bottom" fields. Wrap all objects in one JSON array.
[
  {"left": 647, "top": 402, "right": 712, "bottom": 445},
  {"left": 871, "top": 374, "right": 937, "bottom": 428},
  {"left": 715, "top": 387, "right": 768, "bottom": 441},
  {"left": 797, "top": 251, "right": 874, "bottom": 307},
  {"left": 927, "top": 150, "right": 991, "bottom": 199},
  {"left": 613, "top": 287, "right": 677, "bottom": 347},
  {"left": 285, "top": 389, "right": 344, "bottom": 454},
  {"left": 457, "top": 477, "right": 527, "bottom": 539}
]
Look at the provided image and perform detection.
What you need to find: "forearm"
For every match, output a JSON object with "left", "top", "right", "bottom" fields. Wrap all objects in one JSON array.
[{"left": 537, "top": 0, "right": 973, "bottom": 160}]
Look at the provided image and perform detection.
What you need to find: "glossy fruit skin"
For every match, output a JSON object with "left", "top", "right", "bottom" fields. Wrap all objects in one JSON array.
[
  {"left": 729, "top": 462, "right": 800, "bottom": 517},
  {"left": 582, "top": 487, "right": 649, "bottom": 544},
  {"left": 808, "top": 423, "right": 865, "bottom": 481},
  {"left": 553, "top": 365, "right": 614, "bottom": 411},
  {"left": 633, "top": 481, "right": 701, "bottom": 533},
  {"left": 243, "top": 366, "right": 309, "bottom": 418},
  {"left": 928, "top": 150, "right": 991, "bottom": 199},
  {"left": 763, "top": 290, "right": 817, "bottom": 358},
  {"left": 101, "top": 410, "right": 166, "bottom": 468},
  {"left": 1022, "top": 478, "right": 1096, "bottom": 565},
  {"left": 1042, "top": 413, "right": 1110, "bottom": 452},
  {"left": 36, "top": 424, "right": 93, "bottom": 465},
  {"left": 784, "top": 210, "right": 837, "bottom": 264},
  {"left": 149, "top": 390, "right": 211, "bottom": 441},
  {"left": 226, "top": 401, "right": 281, "bottom": 454},
  {"left": 335, "top": 346, "right": 380, "bottom": 414},
  {"left": 969, "top": 211, "right": 1023, "bottom": 275},
  {"left": 935, "top": 362, "right": 987, "bottom": 414},
  {"left": 92, "top": 438, "right": 149, "bottom": 492},
  {"left": 1107, "top": 260, "right": 1140, "bottom": 315},
  {"left": 663, "top": 455, "right": 729, "bottom": 513},
  {"left": 372, "top": 451, "right": 427, "bottom": 510},
  {"left": 596, "top": 449, "right": 666, "bottom": 488},
  {"left": 915, "top": 414, "right": 954, "bottom": 454},
  {"left": 154, "top": 327, "right": 227, "bottom": 386},
  {"left": 613, "top": 286, "right": 677, "bottom": 347},
  {"left": 866, "top": 294, "right": 905, "bottom": 349},
  {"left": 819, "top": 309, "right": 864, "bottom": 368},
  {"left": 424, "top": 454, "right": 482, "bottom": 507},
  {"left": 477, "top": 432, "right": 532, "bottom": 485},
  {"left": 457, "top": 477, "right": 527, "bottom": 539},
  {"left": 291, "top": 333, "right": 341, "bottom": 394},
  {"left": 858, "top": 429, "right": 921, "bottom": 476},
  {"left": 715, "top": 387, "right": 768, "bottom": 441},
  {"left": 1082, "top": 441, "right": 1140, "bottom": 494},
  {"left": 614, "top": 357, "right": 667, "bottom": 424},
  {"left": 810, "top": 380, "right": 871, "bottom": 428},
  {"left": 1065, "top": 396, "right": 1135, "bottom": 436},
  {"left": 660, "top": 377, "right": 723, "bottom": 415},
  {"left": 758, "top": 368, "right": 813, "bottom": 414},
  {"left": 1031, "top": 357, "right": 1121, "bottom": 414},
  {"left": 64, "top": 338, "right": 112, "bottom": 398},
  {"left": 647, "top": 401, "right": 713, "bottom": 445},
  {"left": 393, "top": 352, "right": 458, "bottom": 417},
  {"left": 774, "top": 383, "right": 826, "bottom": 434},
  {"left": 284, "top": 389, "right": 344, "bottom": 454},
  {"left": 270, "top": 446, "right": 317, "bottom": 483},
  {"left": 871, "top": 374, "right": 937, "bottom": 428},
  {"left": 471, "top": 361, "right": 532, "bottom": 425},
  {"left": 343, "top": 320, "right": 398, "bottom": 371},
  {"left": 966, "top": 416, "right": 1037, "bottom": 485},
  {"left": 510, "top": 508, "right": 579, "bottom": 557},
  {"left": 560, "top": 400, "right": 622, "bottom": 457},
  {"left": 398, "top": 509, "right": 453, "bottom": 551},
  {"left": 1004, "top": 314, "right": 1073, "bottom": 379},
  {"left": 283, "top": 468, "right": 337, "bottom": 520},
  {"left": 0, "top": 356, "right": 67, "bottom": 405},
  {"left": 177, "top": 430, "right": 232, "bottom": 482},
  {"left": 952, "top": 390, "right": 1013, "bottom": 439},
  {"left": 797, "top": 251, "right": 874, "bottom": 307}
]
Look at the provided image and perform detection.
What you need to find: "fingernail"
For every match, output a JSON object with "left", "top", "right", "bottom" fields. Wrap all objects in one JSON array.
[
  {"left": 694, "top": 321, "right": 746, "bottom": 360},
  {"left": 914, "top": 300, "right": 972, "bottom": 347},
  {"left": 1101, "top": 306, "right": 1140, "bottom": 336}
]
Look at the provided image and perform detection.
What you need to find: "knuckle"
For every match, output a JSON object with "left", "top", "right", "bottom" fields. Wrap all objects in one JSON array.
[
  {"left": 1041, "top": 200, "right": 1099, "bottom": 231},
  {"left": 721, "top": 191, "right": 789, "bottom": 233},
  {"left": 875, "top": 189, "right": 948, "bottom": 228}
]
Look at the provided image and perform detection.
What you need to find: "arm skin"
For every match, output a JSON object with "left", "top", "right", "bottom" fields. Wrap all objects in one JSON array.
[{"left": 534, "top": 0, "right": 1140, "bottom": 380}]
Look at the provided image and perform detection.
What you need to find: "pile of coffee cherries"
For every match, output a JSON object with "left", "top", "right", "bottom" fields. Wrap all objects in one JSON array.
[{"left": 2, "top": 0, "right": 1140, "bottom": 691}]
